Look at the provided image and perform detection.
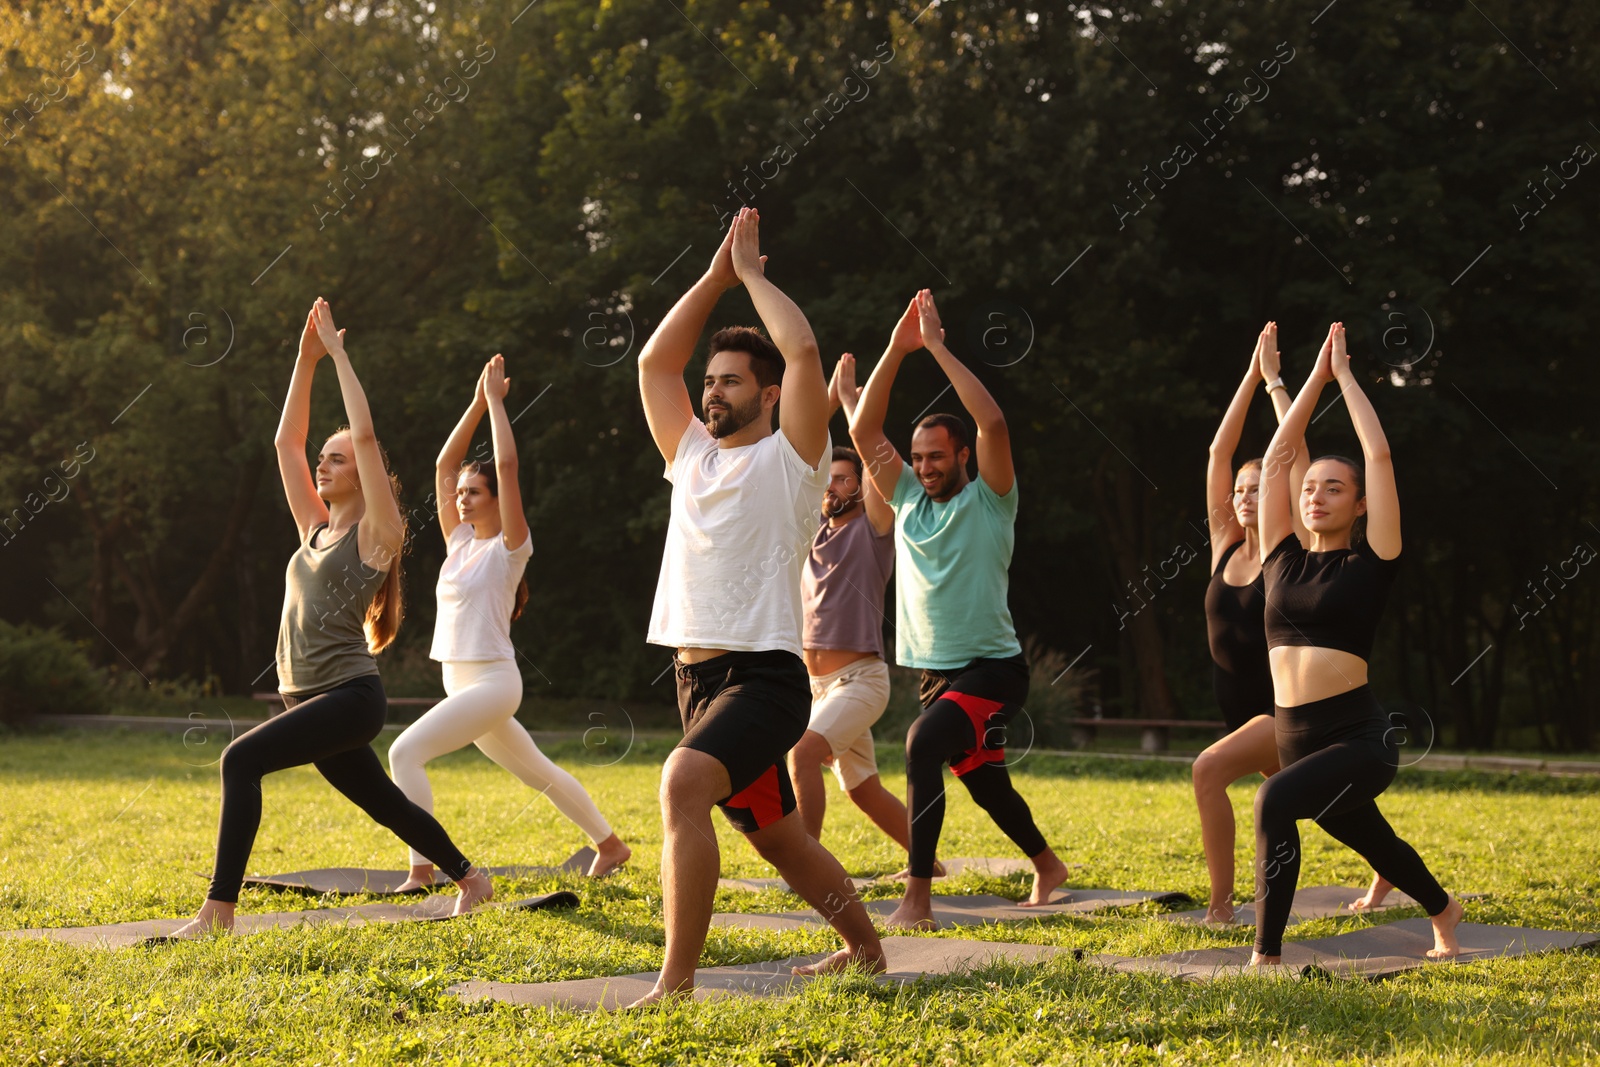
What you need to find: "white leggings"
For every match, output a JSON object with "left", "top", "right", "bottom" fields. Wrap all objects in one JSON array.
[{"left": 388, "top": 658, "right": 613, "bottom": 866}]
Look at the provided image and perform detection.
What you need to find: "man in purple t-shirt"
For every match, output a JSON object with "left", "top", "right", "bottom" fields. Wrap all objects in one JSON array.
[{"left": 789, "top": 356, "right": 925, "bottom": 864}]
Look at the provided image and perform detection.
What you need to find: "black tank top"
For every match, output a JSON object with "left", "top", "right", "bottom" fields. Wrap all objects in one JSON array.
[
  {"left": 1204, "top": 538, "right": 1273, "bottom": 730},
  {"left": 1262, "top": 533, "right": 1400, "bottom": 661}
]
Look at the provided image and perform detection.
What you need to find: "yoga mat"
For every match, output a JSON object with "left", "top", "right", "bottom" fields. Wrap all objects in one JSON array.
[
  {"left": 1159, "top": 886, "right": 1488, "bottom": 927},
  {"left": 711, "top": 887, "right": 1189, "bottom": 933},
  {"left": 240, "top": 848, "right": 596, "bottom": 896},
  {"left": 1160, "top": 884, "right": 1419, "bottom": 927},
  {"left": 1100, "top": 917, "right": 1599, "bottom": 981},
  {"left": 715, "top": 856, "right": 1076, "bottom": 894},
  {"left": 1, "top": 892, "right": 582, "bottom": 949},
  {"left": 448, "top": 935, "right": 1076, "bottom": 1010}
]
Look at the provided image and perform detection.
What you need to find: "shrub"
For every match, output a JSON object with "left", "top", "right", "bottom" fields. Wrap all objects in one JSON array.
[{"left": 0, "top": 620, "right": 109, "bottom": 725}]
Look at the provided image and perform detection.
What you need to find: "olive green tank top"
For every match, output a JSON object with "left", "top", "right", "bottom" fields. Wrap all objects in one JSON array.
[{"left": 275, "top": 521, "right": 388, "bottom": 696}]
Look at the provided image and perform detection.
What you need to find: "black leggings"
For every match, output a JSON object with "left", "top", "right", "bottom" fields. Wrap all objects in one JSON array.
[
  {"left": 208, "top": 674, "right": 474, "bottom": 903},
  {"left": 1253, "top": 685, "right": 1449, "bottom": 955},
  {"left": 905, "top": 655, "right": 1049, "bottom": 879}
]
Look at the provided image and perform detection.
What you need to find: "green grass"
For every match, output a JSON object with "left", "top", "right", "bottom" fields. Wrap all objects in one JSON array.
[{"left": 3, "top": 728, "right": 1599, "bottom": 1065}]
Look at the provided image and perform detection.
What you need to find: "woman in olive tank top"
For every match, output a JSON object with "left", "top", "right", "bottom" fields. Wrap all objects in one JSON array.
[{"left": 168, "top": 298, "right": 492, "bottom": 937}]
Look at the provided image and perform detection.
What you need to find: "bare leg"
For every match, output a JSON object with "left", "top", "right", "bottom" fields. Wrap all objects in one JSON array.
[
  {"left": 1349, "top": 872, "right": 1394, "bottom": 912},
  {"left": 787, "top": 731, "right": 834, "bottom": 841},
  {"left": 395, "top": 863, "right": 436, "bottom": 894},
  {"left": 451, "top": 866, "right": 494, "bottom": 915},
  {"left": 1016, "top": 845, "right": 1071, "bottom": 907},
  {"left": 1426, "top": 894, "right": 1463, "bottom": 959},
  {"left": 746, "top": 812, "right": 887, "bottom": 977},
  {"left": 884, "top": 875, "right": 937, "bottom": 930},
  {"left": 625, "top": 749, "right": 729, "bottom": 1009},
  {"left": 588, "top": 833, "right": 633, "bottom": 877},
  {"left": 166, "top": 899, "right": 236, "bottom": 939},
  {"left": 846, "top": 774, "right": 918, "bottom": 855},
  {"left": 1192, "top": 715, "right": 1279, "bottom": 923}
]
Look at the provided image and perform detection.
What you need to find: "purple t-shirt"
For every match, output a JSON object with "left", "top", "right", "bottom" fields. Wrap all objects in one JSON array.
[{"left": 801, "top": 513, "right": 895, "bottom": 657}]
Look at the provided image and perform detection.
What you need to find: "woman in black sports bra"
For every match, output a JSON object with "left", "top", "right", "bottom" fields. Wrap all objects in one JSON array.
[
  {"left": 1192, "top": 322, "right": 1305, "bottom": 923},
  {"left": 1251, "top": 322, "right": 1461, "bottom": 964}
]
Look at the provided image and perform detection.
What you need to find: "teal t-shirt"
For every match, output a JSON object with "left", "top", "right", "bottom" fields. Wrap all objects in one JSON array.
[{"left": 888, "top": 463, "right": 1023, "bottom": 670}]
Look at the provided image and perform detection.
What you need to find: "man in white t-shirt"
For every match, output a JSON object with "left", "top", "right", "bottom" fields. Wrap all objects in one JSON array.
[{"left": 630, "top": 206, "right": 886, "bottom": 1006}]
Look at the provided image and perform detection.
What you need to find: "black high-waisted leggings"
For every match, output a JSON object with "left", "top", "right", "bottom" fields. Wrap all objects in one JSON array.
[
  {"left": 905, "top": 654, "right": 1049, "bottom": 879},
  {"left": 1253, "top": 684, "right": 1449, "bottom": 955},
  {"left": 208, "top": 674, "right": 474, "bottom": 903}
]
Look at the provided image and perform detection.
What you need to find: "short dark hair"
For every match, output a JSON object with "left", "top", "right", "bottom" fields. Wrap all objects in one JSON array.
[
  {"left": 708, "top": 326, "right": 785, "bottom": 390},
  {"left": 915, "top": 413, "right": 970, "bottom": 454},
  {"left": 831, "top": 445, "right": 863, "bottom": 482}
]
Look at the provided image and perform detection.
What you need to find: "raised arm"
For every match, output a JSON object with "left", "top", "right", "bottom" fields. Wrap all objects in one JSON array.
[
  {"left": 834, "top": 352, "right": 894, "bottom": 535},
  {"left": 639, "top": 220, "right": 741, "bottom": 464},
  {"left": 1259, "top": 325, "right": 1335, "bottom": 560},
  {"left": 731, "top": 210, "right": 827, "bottom": 468},
  {"left": 1258, "top": 321, "right": 1314, "bottom": 549},
  {"left": 916, "top": 290, "right": 1014, "bottom": 496},
  {"left": 435, "top": 370, "right": 487, "bottom": 543},
  {"left": 275, "top": 306, "right": 332, "bottom": 543},
  {"left": 1207, "top": 326, "right": 1266, "bottom": 569},
  {"left": 481, "top": 355, "right": 531, "bottom": 552},
  {"left": 848, "top": 297, "right": 920, "bottom": 501},
  {"left": 312, "top": 297, "right": 404, "bottom": 571},
  {"left": 1329, "top": 322, "right": 1399, "bottom": 559}
]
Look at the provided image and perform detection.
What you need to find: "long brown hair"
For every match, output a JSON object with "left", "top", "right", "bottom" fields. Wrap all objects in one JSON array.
[
  {"left": 327, "top": 425, "right": 407, "bottom": 654},
  {"left": 459, "top": 459, "right": 530, "bottom": 622}
]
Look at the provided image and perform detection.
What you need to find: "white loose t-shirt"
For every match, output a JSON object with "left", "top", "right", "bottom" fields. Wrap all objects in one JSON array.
[
  {"left": 646, "top": 419, "right": 829, "bottom": 657},
  {"left": 430, "top": 521, "right": 533, "bottom": 662}
]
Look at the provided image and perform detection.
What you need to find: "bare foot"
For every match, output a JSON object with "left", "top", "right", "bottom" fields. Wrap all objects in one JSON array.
[
  {"left": 1203, "top": 903, "right": 1237, "bottom": 925},
  {"left": 1426, "top": 895, "right": 1464, "bottom": 960},
  {"left": 164, "top": 900, "right": 235, "bottom": 940},
  {"left": 1249, "top": 951, "right": 1283, "bottom": 966},
  {"left": 882, "top": 901, "right": 938, "bottom": 931},
  {"left": 1349, "top": 875, "right": 1395, "bottom": 913},
  {"left": 451, "top": 867, "right": 494, "bottom": 916},
  {"left": 394, "top": 863, "right": 437, "bottom": 895},
  {"left": 588, "top": 835, "right": 632, "bottom": 878},
  {"left": 887, "top": 860, "right": 946, "bottom": 881},
  {"left": 1017, "top": 848, "right": 1070, "bottom": 907},
  {"left": 620, "top": 983, "right": 692, "bottom": 1010},
  {"left": 792, "top": 944, "right": 889, "bottom": 977}
]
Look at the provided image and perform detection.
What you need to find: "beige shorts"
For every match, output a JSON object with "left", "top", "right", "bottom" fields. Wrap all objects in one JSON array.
[{"left": 806, "top": 657, "right": 892, "bottom": 791}]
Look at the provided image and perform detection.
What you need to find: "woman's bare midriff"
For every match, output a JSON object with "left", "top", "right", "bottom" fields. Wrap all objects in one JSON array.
[
  {"left": 1269, "top": 645, "right": 1370, "bottom": 707},
  {"left": 803, "top": 648, "right": 876, "bottom": 677}
]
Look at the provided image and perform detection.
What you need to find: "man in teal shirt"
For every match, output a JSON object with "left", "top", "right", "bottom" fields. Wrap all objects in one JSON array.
[{"left": 850, "top": 289, "right": 1068, "bottom": 930}]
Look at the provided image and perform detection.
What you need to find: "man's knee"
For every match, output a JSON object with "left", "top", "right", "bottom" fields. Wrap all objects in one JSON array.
[
  {"left": 660, "top": 747, "right": 727, "bottom": 812},
  {"left": 789, "top": 730, "right": 834, "bottom": 770}
]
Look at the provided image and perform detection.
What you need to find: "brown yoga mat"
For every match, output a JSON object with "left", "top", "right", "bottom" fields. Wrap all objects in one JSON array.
[
  {"left": 710, "top": 887, "right": 1189, "bottom": 933},
  {"left": 448, "top": 934, "right": 1077, "bottom": 1010},
  {"left": 239, "top": 847, "right": 596, "bottom": 896},
  {"left": 715, "top": 856, "right": 1080, "bottom": 894},
  {"left": 1, "top": 891, "right": 580, "bottom": 949},
  {"left": 1097, "top": 917, "right": 1598, "bottom": 980},
  {"left": 1159, "top": 886, "right": 1488, "bottom": 927}
]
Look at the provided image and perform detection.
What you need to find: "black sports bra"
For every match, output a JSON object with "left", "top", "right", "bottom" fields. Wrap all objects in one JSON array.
[
  {"left": 1262, "top": 533, "right": 1400, "bottom": 661},
  {"left": 1204, "top": 538, "right": 1267, "bottom": 676}
]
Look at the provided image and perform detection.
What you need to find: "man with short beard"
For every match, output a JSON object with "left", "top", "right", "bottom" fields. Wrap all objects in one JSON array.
[
  {"left": 849, "top": 289, "right": 1069, "bottom": 932},
  {"left": 629, "top": 207, "right": 885, "bottom": 1006},
  {"left": 788, "top": 351, "right": 919, "bottom": 862}
]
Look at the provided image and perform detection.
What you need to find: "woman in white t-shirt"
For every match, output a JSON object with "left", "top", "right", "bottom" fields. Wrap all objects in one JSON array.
[{"left": 389, "top": 355, "right": 630, "bottom": 889}]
